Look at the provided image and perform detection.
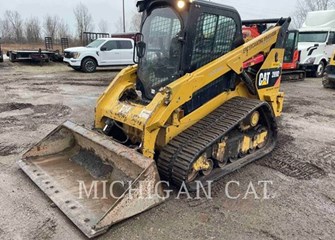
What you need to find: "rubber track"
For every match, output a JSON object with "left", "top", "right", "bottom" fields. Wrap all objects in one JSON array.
[
  {"left": 157, "top": 97, "right": 277, "bottom": 190},
  {"left": 281, "top": 71, "right": 305, "bottom": 82}
]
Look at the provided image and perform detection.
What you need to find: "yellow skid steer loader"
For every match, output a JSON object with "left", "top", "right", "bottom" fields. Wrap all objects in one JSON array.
[{"left": 18, "top": 0, "right": 290, "bottom": 238}]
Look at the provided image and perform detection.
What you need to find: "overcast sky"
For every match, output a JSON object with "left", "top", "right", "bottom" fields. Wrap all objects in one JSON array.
[{"left": 1, "top": 0, "right": 298, "bottom": 34}]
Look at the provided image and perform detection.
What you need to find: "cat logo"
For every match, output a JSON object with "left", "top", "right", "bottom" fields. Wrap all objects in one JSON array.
[
  {"left": 257, "top": 69, "right": 281, "bottom": 89},
  {"left": 259, "top": 72, "right": 271, "bottom": 86}
]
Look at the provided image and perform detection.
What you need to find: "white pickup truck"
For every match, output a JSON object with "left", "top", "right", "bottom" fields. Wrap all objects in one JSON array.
[{"left": 63, "top": 38, "right": 135, "bottom": 73}]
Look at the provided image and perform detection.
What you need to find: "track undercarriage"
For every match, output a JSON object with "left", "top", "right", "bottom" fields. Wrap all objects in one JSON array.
[{"left": 157, "top": 97, "right": 277, "bottom": 190}]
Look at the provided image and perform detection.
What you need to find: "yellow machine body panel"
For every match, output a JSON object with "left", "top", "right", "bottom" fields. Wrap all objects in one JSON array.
[{"left": 95, "top": 26, "right": 285, "bottom": 158}]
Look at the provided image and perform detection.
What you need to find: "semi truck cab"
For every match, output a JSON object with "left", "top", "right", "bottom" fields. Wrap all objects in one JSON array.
[{"left": 298, "top": 10, "right": 335, "bottom": 77}]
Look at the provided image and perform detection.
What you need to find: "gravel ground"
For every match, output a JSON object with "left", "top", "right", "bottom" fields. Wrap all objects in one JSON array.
[{"left": 0, "top": 60, "right": 334, "bottom": 240}]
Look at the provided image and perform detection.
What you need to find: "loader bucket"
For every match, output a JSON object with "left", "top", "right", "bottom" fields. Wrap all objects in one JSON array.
[{"left": 18, "top": 121, "right": 165, "bottom": 238}]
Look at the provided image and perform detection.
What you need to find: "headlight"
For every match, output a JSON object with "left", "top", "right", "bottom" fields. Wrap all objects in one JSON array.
[
  {"left": 305, "top": 57, "right": 315, "bottom": 64},
  {"left": 73, "top": 52, "right": 81, "bottom": 59},
  {"left": 177, "top": 0, "right": 186, "bottom": 9}
]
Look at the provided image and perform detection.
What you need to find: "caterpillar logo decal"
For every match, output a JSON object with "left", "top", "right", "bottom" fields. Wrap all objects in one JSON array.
[{"left": 257, "top": 68, "right": 282, "bottom": 89}]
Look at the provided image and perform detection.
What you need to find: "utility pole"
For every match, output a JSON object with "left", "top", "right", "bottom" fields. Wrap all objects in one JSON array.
[{"left": 122, "top": 0, "right": 126, "bottom": 33}]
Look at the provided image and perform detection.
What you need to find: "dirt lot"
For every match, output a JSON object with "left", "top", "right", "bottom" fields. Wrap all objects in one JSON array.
[{"left": 0, "top": 60, "right": 334, "bottom": 240}]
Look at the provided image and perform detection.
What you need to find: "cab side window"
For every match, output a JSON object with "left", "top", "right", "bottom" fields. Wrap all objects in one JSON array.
[
  {"left": 284, "top": 31, "right": 296, "bottom": 62},
  {"left": 329, "top": 32, "right": 335, "bottom": 44},
  {"left": 101, "top": 40, "right": 117, "bottom": 51},
  {"left": 191, "top": 13, "right": 237, "bottom": 70},
  {"left": 117, "top": 40, "right": 133, "bottom": 49}
]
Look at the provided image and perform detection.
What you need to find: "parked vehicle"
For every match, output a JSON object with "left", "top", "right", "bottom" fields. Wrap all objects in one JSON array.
[
  {"left": 7, "top": 49, "right": 59, "bottom": 63},
  {"left": 63, "top": 38, "right": 135, "bottom": 73},
  {"left": 111, "top": 32, "right": 137, "bottom": 41},
  {"left": 6, "top": 37, "right": 67, "bottom": 64},
  {"left": 282, "top": 30, "right": 305, "bottom": 81},
  {"left": 243, "top": 21, "right": 305, "bottom": 81},
  {"left": 298, "top": 10, "right": 335, "bottom": 77}
]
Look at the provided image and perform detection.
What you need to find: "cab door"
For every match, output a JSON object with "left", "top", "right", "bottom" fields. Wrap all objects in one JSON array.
[
  {"left": 99, "top": 40, "right": 120, "bottom": 65},
  {"left": 116, "top": 40, "right": 134, "bottom": 65},
  {"left": 284, "top": 30, "right": 299, "bottom": 68},
  {"left": 326, "top": 32, "right": 335, "bottom": 57}
]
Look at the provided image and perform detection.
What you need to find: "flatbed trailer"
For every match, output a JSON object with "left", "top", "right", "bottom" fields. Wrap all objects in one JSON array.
[
  {"left": 111, "top": 32, "right": 137, "bottom": 40},
  {"left": 7, "top": 49, "right": 63, "bottom": 63}
]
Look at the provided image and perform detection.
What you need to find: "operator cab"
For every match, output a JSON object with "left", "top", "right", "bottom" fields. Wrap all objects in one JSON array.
[
  {"left": 135, "top": 0, "right": 243, "bottom": 103},
  {"left": 284, "top": 30, "right": 299, "bottom": 64}
]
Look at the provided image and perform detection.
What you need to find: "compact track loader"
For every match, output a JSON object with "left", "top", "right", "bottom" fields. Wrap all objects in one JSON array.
[
  {"left": 18, "top": 0, "right": 290, "bottom": 237},
  {"left": 243, "top": 20, "right": 305, "bottom": 81}
]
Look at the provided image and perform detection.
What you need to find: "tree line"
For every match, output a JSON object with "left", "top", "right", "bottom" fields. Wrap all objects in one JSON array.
[
  {"left": 292, "top": 0, "right": 334, "bottom": 28},
  {"left": 1, "top": 0, "right": 333, "bottom": 44},
  {"left": 0, "top": 2, "right": 141, "bottom": 45}
]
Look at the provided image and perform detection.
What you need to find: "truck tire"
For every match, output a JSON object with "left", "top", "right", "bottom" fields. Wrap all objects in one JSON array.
[
  {"left": 315, "top": 62, "right": 325, "bottom": 78},
  {"left": 9, "top": 52, "right": 15, "bottom": 62},
  {"left": 81, "top": 57, "right": 97, "bottom": 73}
]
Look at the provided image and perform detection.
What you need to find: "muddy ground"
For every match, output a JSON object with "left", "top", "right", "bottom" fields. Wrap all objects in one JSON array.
[{"left": 0, "top": 60, "right": 334, "bottom": 240}]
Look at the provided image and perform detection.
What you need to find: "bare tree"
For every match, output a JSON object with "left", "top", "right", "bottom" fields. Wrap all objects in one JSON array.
[
  {"left": 114, "top": 17, "right": 124, "bottom": 33},
  {"left": 25, "top": 17, "right": 41, "bottom": 43},
  {"left": 0, "top": 18, "right": 13, "bottom": 42},
  {"left": 292, "top": 0, "right": 335, "bottom": 28},
  {"left": 57, "top": 19, "right": 70, "bottom": 39},
  {"left": 4, "top": 10, "right": 24, "bottom": 42},
  {"left": 43, "top": 15, "right": 60, "bottom": 41},
  {"left": 98, "top": 19, "right": 109, "bottom": 33},
  {"left": 74, "top": 3, "right": 93, "bottom": 40},
  {"left": 128, "top": 11, "right": 142, "bottom": 32}
]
